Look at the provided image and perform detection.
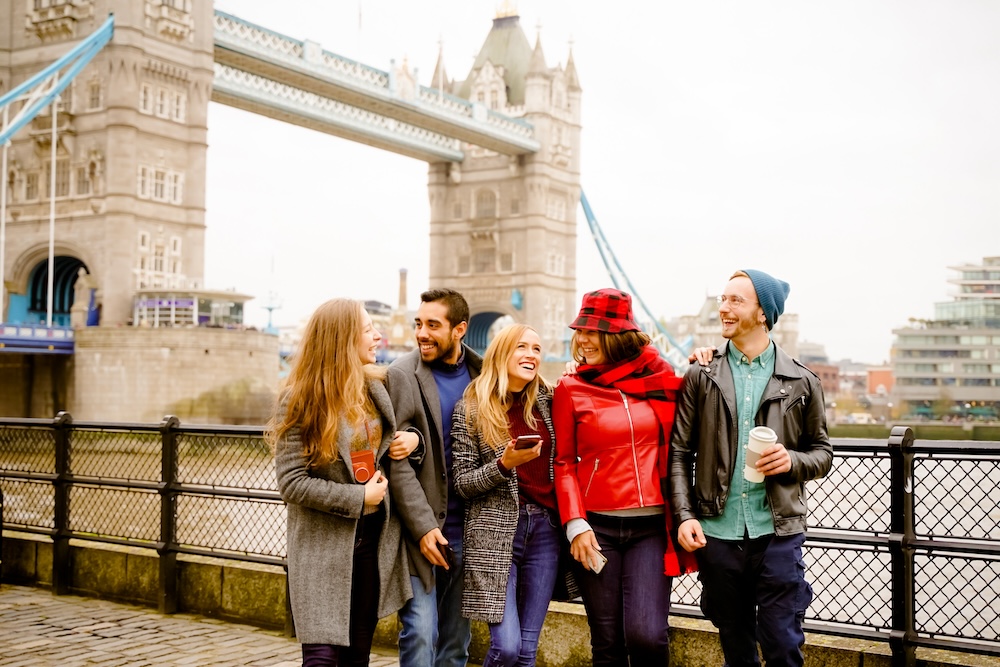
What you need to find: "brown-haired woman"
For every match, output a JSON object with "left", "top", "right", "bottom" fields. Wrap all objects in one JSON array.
[
  {"left": 553, "top": 288, "right": 695, "bottom": 666},
  {"left": 268, "top": 298, "right": 411, "bottom": 667}
]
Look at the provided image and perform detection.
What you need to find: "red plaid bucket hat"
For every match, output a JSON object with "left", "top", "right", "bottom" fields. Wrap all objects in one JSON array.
[{"left": 569, "top": 288, "right": 641, "bottom": 333}]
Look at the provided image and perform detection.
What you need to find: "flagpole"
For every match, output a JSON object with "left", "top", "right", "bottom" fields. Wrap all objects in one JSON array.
[
  {"left": 1, "top": 107, "right": 9, "bottom": 324},
  {"left": 47, "top": 87, "right": 58, "bottom": 328}
]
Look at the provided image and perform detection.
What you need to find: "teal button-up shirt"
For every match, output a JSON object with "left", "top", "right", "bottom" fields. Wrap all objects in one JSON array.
[{"left": 701, "top": 340, "right": 776, "bottom": 540}]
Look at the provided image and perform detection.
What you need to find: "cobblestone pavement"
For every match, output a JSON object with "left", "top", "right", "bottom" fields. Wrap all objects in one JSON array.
[{"left": 0, "top": 584, "right": 401, "bottom": 666}]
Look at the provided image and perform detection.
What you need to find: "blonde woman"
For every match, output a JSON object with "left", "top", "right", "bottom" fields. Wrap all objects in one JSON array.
[
  {"left": 451, "top": 324, "right": 567, "bottom": 667},
  {"left": 268, "top": 299, "right": 411, "bottom": 667}
]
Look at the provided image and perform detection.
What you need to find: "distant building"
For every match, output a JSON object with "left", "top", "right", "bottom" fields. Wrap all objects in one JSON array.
[{"left": 891, "top": 256, "right": 1000, "bottom": 420}]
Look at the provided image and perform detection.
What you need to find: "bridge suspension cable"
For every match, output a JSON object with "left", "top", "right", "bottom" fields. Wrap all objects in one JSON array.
[{"left": 579, "top": 190, "right": 693, "bottom": 371}]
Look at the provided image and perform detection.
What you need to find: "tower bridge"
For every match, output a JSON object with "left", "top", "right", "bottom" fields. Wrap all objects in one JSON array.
[{"left": 0, "top": 2, "right": 582, "bottom": 420}]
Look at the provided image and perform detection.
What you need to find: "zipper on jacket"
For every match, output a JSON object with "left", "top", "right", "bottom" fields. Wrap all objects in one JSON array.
[
  {"left": 584, "top": 458, "right": 600, "bottom": 497},
  {"left": 620, "top": 391, "right": 644, "bottom": 507}
]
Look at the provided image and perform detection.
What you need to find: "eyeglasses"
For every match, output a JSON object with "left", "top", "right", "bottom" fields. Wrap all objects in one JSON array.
[{"left": 716, "top": 294, "right": 758, "bottom": 308}]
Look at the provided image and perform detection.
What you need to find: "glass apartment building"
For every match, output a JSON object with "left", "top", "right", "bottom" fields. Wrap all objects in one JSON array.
[{"left": 892, "top": 256, "right": 1000, "bottom": 420}]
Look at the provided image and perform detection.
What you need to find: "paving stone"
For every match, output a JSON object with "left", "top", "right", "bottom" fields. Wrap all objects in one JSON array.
[{"left": 0, "top": 585, "right": 409, "bottom": 666}]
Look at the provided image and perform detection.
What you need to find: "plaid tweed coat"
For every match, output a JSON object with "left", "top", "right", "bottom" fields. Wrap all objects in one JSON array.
[{"left": 450, "top": 386, "right": 559, "bottom": 623}]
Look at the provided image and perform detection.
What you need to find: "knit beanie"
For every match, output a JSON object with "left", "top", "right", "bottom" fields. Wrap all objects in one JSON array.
[{"left": 743, "top": 269, "right": 790, "bottom": 330}]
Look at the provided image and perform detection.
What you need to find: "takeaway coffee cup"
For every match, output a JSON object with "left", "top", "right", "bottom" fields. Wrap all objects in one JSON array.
[{"left": 744, "top": 426, "right": 777, "bottom": 483}]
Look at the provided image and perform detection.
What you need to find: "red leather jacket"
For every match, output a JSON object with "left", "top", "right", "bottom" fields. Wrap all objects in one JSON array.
[{"left": 553, "top": 375, "right": 666, "bottom": 525}]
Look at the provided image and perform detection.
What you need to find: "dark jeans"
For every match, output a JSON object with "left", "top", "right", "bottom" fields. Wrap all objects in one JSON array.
[
  {"left": 575, "top": 512, "right": 673, "bottom": 667},
  {"left": 302, "top": 507, "right": 385, "bottom": 667},
  {"left": 698, "top": 532, "right": 813, "bottom": 667},
  {"left": 483, "top": 503, "right": 561, "bottom": 667}
]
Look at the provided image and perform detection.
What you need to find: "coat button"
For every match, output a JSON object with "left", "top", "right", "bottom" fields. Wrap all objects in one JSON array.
[{"left": 438, "top": 512, "right": 446, "bottom": 520}]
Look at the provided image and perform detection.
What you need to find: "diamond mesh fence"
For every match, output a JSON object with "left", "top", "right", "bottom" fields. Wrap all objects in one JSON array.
[
  {"left": 70, "top": 429, "right": 161, "bottom": 481},
  {"left": 0, "top": 479, "right": 55, "bottom": 530},
  {"left": 176, "top": 494, "right": 286, "bottom": 558},
  {"left": 805, "top": 544, "right": 893, "bottom": 629},
  {"left": 916, "top": 554, "right": 1000, "bottom": 641},
  {"left": 808, "top": 452, "right": 890, "bottom": 533},
  {"left": 915, "top": 457, "right": 1000, "bottom": 541},
  {"left": 177, "top": 432, "right": 275, "bottom": 491},
  {"left": 0, "top": 426, "right": 56, "bottom": 474},
  {"left": 68, "top": 485, "right": 160, "bottom": 543}
]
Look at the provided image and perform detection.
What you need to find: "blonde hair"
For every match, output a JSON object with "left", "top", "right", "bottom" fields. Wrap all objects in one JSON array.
[
  {"left": 266, "top": 298, "right": 385, "bottom": 468},
  {"left": 463, "top": 324, "right": 548, "bottom": 449}
]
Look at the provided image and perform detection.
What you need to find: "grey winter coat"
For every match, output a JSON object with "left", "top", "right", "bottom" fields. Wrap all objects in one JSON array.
[
  {"left": 451, "top": 388, "right": 558, "bottom": 623},
  {"left": 386, "top": 346, "right": 482, "bottom": 593},
  {"left": 274, "top": 378, "right": 412, "bottom": 646}
]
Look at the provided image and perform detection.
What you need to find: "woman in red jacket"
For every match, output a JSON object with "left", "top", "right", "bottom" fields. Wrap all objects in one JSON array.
[{"left": 553, "top": 288, "right": 694, "bottom": 666}]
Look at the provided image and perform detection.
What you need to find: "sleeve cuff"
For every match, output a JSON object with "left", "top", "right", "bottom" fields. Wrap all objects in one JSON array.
[{"left": 566, "top": 517, "right": 593, "bottom": 543}]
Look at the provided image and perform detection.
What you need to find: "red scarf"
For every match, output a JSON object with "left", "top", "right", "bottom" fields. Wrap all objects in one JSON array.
[{"left": 578, "top": 345, "right": 698, "bottom": 576}]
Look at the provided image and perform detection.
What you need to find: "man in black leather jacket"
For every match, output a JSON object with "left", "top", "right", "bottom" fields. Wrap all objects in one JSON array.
[{"left": 668, "top": 269, "right": 832, "bottom": 667}]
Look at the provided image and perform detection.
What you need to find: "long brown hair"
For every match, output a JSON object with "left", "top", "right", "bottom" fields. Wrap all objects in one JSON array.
[
  {"left": 570, "top": 329, "right": 651, "bottom": 365},
  {"left": 463, "top": 323, "right": 548, "bottom": 449},
  {"left": 266, "top": 298, "right": 385, "bottom": 468}
]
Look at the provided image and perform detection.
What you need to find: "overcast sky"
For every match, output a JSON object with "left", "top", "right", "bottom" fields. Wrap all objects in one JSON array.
[{"left": 205, "top": 1, "right": 1000, "bottom": 365}]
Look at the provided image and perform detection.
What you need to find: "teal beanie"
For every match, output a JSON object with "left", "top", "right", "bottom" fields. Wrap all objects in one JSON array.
[{"left": 743, "top": 269, "right": 790, "bottom": 330}]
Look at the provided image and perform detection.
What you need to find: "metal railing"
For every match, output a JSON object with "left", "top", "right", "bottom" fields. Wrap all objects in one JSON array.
[{"left": 1, "top": 416, "right": 999, "bottom": 665}]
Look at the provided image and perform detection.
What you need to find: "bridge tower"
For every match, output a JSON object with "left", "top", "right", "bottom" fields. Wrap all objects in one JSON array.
[
  {"left": 0, "top": 0, "right": 215, "bottom": 327},
  {"left": 427, "top": 11, "right": 581, "bottom": 358}
]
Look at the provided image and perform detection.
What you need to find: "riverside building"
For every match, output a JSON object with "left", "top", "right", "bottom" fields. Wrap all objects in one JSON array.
[{"left": 891, "top": 256, "right": 1000, "bottom": 420}]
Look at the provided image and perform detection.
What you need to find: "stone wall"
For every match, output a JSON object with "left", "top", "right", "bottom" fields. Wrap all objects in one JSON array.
[
  {"left": 0, "top": 354, "right": 72, "bottom": 418},
  {"left": 70, "top": 327, "right": 280, "bottom": 423}
]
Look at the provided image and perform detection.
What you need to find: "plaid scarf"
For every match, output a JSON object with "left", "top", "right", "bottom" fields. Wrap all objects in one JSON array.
[{"left": 577, "top": 345, "right": 698, "bottom": 576}]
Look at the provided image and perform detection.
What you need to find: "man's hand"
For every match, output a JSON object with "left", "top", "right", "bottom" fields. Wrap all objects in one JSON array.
[
  {"left": 570, "top": 530, "right": 602, "bottom": 570},
  {"left": 677, "top": 518, "right": 707, "bottom": 552},
  {"left": 688, "top": 346, "right": 716, "bottom": 366},
  {"left": 388, "top": 430, "right": 419, "bottom": 460},
  {"left": 419, "top": 528, "right": 449, "bottom": 569},
  {"left": 757, "top": 443, "right": 791, "bottom": 476}
]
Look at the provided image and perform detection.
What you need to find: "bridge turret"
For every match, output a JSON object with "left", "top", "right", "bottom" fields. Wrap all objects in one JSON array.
[{"left": 427, "top": 12, "right": 581, "bottom": 359}]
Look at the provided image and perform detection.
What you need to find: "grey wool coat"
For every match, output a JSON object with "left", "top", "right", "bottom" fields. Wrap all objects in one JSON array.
[
  {"left": 450, "top": 387, "right": 558, "bottom": 623},
  {"left": 385, "top": 346, "right": 482, "bottom": 593},
  {"left": 274, "top": 378, "right": 412, "bottom": 646}
]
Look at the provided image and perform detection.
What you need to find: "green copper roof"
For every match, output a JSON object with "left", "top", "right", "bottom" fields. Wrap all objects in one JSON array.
[{"left": 457, "top": 15, "right": 535, "bottom": 105}]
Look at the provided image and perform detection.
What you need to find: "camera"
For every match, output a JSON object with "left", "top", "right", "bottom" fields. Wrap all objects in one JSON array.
[{"left": 351, "top": 450, "right": 376, "bottom": 483}]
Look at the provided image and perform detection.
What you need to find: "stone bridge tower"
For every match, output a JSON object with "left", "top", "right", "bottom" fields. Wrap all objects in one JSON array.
[
  {"left": 1, "top": 0, "right": 214, "bottom": 327},
  {"left": 426, "top": 11, "right": 581, "bottom": 358}
]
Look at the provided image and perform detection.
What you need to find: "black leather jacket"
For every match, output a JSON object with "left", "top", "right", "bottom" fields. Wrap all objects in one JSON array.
[{"left": 668, "top": 342, "right": 833, "bottom": 536}]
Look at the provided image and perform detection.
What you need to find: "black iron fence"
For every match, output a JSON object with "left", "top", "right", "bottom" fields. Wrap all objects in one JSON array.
[{"left": 1, "top": 414, "right": 998, "bottom": 666}]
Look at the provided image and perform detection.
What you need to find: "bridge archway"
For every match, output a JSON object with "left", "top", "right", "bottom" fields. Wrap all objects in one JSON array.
[
  {"left": 466, "top": 311, "right": 514, "bottom": 355},
  {"left": 24, "top": 256, "right": 89, "bottom": 326}
]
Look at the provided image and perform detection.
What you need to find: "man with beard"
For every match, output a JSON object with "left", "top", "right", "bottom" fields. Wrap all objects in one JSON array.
[
  {"left": 387, "top": 288, "right": 482, "bottom": 667},
  {"left": 668, "top": 269, "right": 833, "bottom": 667}
]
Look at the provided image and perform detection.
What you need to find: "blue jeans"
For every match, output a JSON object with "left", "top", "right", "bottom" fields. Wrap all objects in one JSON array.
[
  {"left": 397, "top": 536, "right": 471, "bottom": 667},
  {"left": 698, "top": 532, "right": 813, "bottom": 667},
  {"left": 574, "top": 513, "right": 673, "bottom": 667},
  {"left": 483, "top": 504, "right": 561, "bottom": 667}
]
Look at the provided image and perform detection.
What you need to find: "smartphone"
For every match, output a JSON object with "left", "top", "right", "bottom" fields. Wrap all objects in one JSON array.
[
  {"left": 514, "top": 434, "right": 542, "bottom": 450},
  {"left": 588, "top": 549, "right": 608, "bottom": 574},
  {"left": 438, "top": 543, "right": 457, "bottom": 569}
]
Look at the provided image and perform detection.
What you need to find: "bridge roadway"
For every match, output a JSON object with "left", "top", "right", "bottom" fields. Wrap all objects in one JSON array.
[{"left": 0, "top": 584, "right": 471, "bottom": 667}]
